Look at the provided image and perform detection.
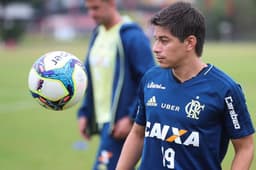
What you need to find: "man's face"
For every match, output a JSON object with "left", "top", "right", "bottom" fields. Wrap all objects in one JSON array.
[
  {"left": 85, "top": 0, "right": 111, "bottom": 25},
  {"left": 152, "top": 26, "right": 187, "bottom": 68}
]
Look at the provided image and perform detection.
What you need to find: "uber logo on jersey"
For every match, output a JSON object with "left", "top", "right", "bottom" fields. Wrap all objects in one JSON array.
[{"left": 161, "top": 103, "right": 180, "bottom": 112}]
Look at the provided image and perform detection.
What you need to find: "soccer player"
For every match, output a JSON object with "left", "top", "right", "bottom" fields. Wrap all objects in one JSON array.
[
  {"left": 116, "top": 2, "right": 254, "bottom": 170},
  {"left": 77, "top": 0, "right": 155, "bottom": 169}
]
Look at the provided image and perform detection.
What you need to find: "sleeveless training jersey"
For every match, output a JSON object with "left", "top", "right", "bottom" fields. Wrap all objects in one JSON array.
[
  {"left": 135, "top": 64, "right": 254, "bottom": 170},
  {"left": 89, "top": 23, "right": 121, "bottom": 124}
]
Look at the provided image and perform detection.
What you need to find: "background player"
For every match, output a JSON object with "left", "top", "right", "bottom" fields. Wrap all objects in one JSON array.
[{"left": 76, "top": 0, "right": 155, "bottom": 169}]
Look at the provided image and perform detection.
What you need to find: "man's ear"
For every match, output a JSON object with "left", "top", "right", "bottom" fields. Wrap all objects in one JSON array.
[{"left": 184, "top": 35, "right": 197, "bottom": 52}]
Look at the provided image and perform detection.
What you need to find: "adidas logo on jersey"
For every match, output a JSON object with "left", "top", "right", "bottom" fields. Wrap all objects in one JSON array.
[{"left": 146, "top": 96, "right": 157, "bottom": 106}]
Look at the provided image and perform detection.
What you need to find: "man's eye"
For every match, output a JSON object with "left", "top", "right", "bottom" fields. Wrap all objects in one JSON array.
[{"left": 160, "top": 39, "right": 168, "bottom": 44}]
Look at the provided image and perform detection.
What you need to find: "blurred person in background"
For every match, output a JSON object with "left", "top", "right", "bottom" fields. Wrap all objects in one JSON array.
[
  {"left": 76, "top": 0, "right": 155, "bottom": 169},
  {"left": 116, "top": 2, "right": 254, "bottom": 170}
]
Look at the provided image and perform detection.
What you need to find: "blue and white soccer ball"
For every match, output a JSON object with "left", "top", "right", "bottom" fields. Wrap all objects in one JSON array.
[{"left": 28, "top": 51, "right": 87, "bottom": 111}]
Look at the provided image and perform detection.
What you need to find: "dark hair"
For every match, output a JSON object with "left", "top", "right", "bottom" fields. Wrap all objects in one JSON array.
[{"left": 150, "top": 2, "right": 205, "bottom": 57}]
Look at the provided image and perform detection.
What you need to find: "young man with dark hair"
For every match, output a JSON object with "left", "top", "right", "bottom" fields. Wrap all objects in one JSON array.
[{"left": 116, "top": 2, "right": 254, "bottom": 170}]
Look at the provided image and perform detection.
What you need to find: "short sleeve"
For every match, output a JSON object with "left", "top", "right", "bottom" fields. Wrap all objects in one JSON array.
[
  {"left": 135, "top": 76, "right": 147, "bottom": 126},
  {"left": 223, "top": 84, "right": 255, "bottom": 139}
]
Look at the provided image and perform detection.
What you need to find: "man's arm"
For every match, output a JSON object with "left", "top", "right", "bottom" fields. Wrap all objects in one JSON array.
[
  {"left": 111, "top": 116, "right": 133, "bottom": 139},
  {"left": 231, "top": 134, "right": 254, "bottom": 170},
  {"left": 116, "top": 123, "right": 145, "bottom": 170}
]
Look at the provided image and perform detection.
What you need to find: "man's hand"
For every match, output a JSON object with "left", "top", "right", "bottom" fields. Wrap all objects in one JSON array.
[
  {"left": 112, "top": 116, "right": 133, "bottom": 140},
  {"left": 78, "top": 116, "right": 90, "bottom": 140}
]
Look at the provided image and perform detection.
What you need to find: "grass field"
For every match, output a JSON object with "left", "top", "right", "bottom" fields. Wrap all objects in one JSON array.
[{"left": 0, "top": 35, "right": 255, "bottom": 170}]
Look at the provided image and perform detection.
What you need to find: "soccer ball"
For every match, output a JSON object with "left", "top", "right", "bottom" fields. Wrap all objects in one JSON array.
[{"left": 28, "top": 51, "right": 87, "bottom": 111}]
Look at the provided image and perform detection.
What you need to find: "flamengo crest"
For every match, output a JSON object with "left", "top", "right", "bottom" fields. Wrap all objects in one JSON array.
[{"left": 185, "top": 99, "right": 205, "bottom": 120}]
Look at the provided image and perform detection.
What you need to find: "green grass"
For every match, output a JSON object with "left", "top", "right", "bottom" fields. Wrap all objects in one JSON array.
[
  {"left": 204, "top": 42, "right": 256, "bottom": 169},
  {"left": 0, "top": 35, "right": 99, "bottom": 170},
  {"left": 0, "top": 35, "right": 255, "bottom": 170}
]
